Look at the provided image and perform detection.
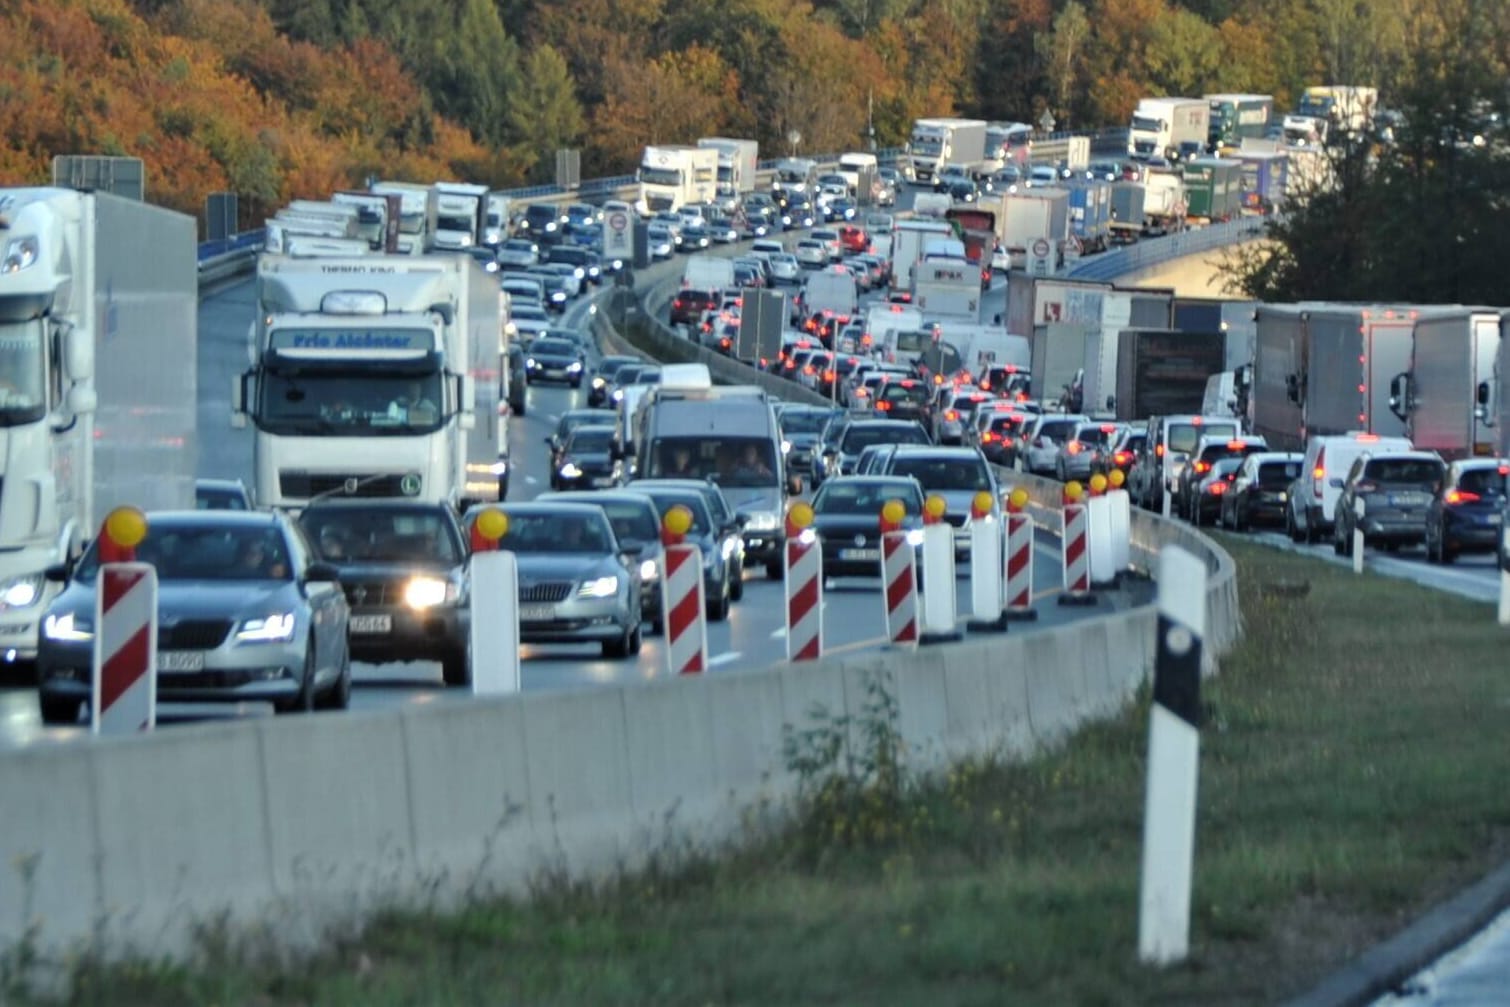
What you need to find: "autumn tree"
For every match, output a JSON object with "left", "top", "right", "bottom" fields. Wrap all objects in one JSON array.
[
  {"left": 1035, "top": 2, "right": 1091, "bottom": 129},
  {"left": 509, "top": 45, "right": 587, "bottom": 184}
]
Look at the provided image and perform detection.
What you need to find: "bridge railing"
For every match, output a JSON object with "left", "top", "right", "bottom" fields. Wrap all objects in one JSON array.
[{"left": 1064, "top": 216, "right": 1267, "bottom": 282}]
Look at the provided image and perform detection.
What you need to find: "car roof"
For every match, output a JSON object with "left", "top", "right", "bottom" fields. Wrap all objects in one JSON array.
[
  {"left": 540, "top": 490, "right": 658, "bottom": 509},
  {"left": 299, "top": 499, "right": 453, "bottom": 514},
  {"left": 142, "top": 509, "right": 282, "bottom": 528},
  {"left": 194, "top": 477, "right": 246, "bottom": 491},
  {"left": 885, "top": 445, "right": 984, "bottom": 458},
  {"left": 499, "top": 501, "right": 610, "bottom": 517},
  {"left": 627, "top": 478, "right": 720, "bottom": 494}
]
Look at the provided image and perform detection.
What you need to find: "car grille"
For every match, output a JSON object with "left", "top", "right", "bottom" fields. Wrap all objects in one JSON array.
[
  {"left": 519, "top": 581, "right": 573, "bottom": 603},
  {"left": 341, "top": 580, "right": 404, "bottom": 607},
  {"left": 279, "top": 472, "right": 417, "bottom": 499},
  {"left": 159, "top": 620, "right": 234, "bottom": 650}
]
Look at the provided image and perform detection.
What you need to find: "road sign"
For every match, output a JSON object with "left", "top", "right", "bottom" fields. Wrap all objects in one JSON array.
[
  {"left": 603, "top": 209, "right": 634, "bottom": 260},
  {"left": 1028, "top": 237, "right": 1054, "bottom": 276}
]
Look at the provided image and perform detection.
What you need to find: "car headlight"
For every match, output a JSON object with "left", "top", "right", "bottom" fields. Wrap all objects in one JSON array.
[
  {"left": 744, "top": 511, "right": 779, "bottom": 532},
  {"left": 236, "top": 612, "right": 296, "bottom": 643},
  {"left": 545, "top": 222, "right": 557, "bottom": 232},
  {"left": 0, "top": 574, "right": 44, "bottom": 609},
  {"left": 567, "top": 361, "right": 583, "bottom": 372},
  {"left": 639, "top": 558, "right": 659, "bottom": 580},
  {"left": 612, "top": 389, "right": 624, "bottom": 402},
  {"left": 592, "top": 376, "right": 606, "bottom": 388},
  {"left": 551, "top": 292, "right": 566, "bottom": 302},
  {"left": 404, "top": 576, "right": 456, "bottom": 610},
  {"left": 526, "top": 357, "right": 538, "bottom": 368},
  {"left": 781, "top": 439, "right": 792, "bottom": 454},
  {"left": 578, "top": 575, "right": 619, "bottom": 598},
  {"left": 560, "top": 463, "right": 583, "bottom": 479},
  {"left": 43, "top": 612, "right": 92, "bottom": 641},
  {"left": 905, "top": 528, "right": 925, "bottom": 547}
]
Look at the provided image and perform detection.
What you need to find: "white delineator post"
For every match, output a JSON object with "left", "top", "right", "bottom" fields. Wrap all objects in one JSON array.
[
  {"left": 1107, "top": 472, "right": 1133, "bottom": 577},
  {"left": 918, "top": 495, "right": 960, "bottom": 642},
  {"left": 966, "top": 491, "right": 1006, "bottom": 633},
  {"left": 660, "top": 505, "right": 707, "bottom": 676},
  {"left": 1058, "top": 483, "right": 1096, "bottom": 607},
  {"left": 469, "top": 509, "right": 520, "bottom": 694},
  {"left": 1086, "top": 476, "right": 1115, "bottom": 588},
  {"left": 93, "top": 563, "right": 158, "bottom": 736},
  {"left": 1002, "top": 490, "right": 1038, "bottom": 621},
  {"left": 1352, "top": 497, "right": 1365, "bottom": 575},
  {"left": 879, "top": 499, "right": 918, "bottom": 649},
  {"left": 1138, "top": 545, "right": 1207, "bottom": 966}
]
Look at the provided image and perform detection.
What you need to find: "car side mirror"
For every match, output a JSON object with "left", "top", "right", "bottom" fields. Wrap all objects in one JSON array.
[
  {"left": 305, "top": 562, "right": 341, "bottom": 583},
  {"left": 788, "top": 473, "right": 804, "bottom": 495},
  {"left": 44, "top": 562, "right": 71, "bottom": 583}
]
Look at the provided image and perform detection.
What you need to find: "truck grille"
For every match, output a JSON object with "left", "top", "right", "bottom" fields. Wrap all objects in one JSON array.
[
  {"left": 519, "top": 582, "right": 572, "bottom": 603},
  {"left": 159, "top": 620, "right": 233, "bottom": 650},
  {"left": 279, "top": 472, "right": 417, "bottom": 499}
]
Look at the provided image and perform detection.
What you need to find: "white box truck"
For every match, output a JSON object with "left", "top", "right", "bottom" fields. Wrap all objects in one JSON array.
[
  {"left": 697, "top": 137, "right": 759, "bottom": 212},
  {"left": 1000, "top": 189, "right": 1070, "bottom": 254},
  {"left": 890, "top": 218, "right": 955, "bottom": 293},
  {"left": 1127, "top": 98, "right": 1212, "bottom": 161},
  {"left": 0, "top": 187, "right": 197, "bottom": 667},
  {"left": 369, "top": 181, "right": 439, "bottom": 255},
  {"left": 1390, "top": 308, "right": 1503, "bottom": 460},
  {"left": 912, "top": 259, "right": 981, "bottom": 322},
  {"left": 637, "top": 145, "right": 719, "bottom": 214},
  {"left": 232, "top": 255, "right": 508, "bottom": 510},
  {"left": 431, "top": 181, "right": 489, "bottom": 249},
  {"left": 906, "top": 118, "right": 988, "bottom": 186}
]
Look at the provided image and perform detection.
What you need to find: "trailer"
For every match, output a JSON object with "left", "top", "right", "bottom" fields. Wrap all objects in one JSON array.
[
  {"left": 1115, "top": 329, "right": 1227, "bottom": 421},
  {"left": 1142, "top": 171, "right": 1187, "bottom": 233},
  {"left": 1205, "top": 94, "right": 1274, "bottom": 152},
  {"left": 1128, "top": 98, "right": 1211, "bottom": 162},
  {"left": 1082, "top": 288, "right": 1176, "bottom": 416},
  {"left": 1063, "top": 179, "right": 1112, "bottom": 253},
  {"left": 1180, "top": 158, "right": 1243, "bottom": 222},
  {"left": 1236, "top": 151, "right": 1289, "bottom": 215},
  {"left": 1000, "top": 188, "right": 1069, "bottom": 254},
  {"left": 1109, "top": 182, "right": 1146, "bottom": 243},
  {"left": 1390, "top": 308, "right": 1503, "bottom": 460}
]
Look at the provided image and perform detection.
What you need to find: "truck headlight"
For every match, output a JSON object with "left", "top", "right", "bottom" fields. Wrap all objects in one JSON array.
[
  {"left": 0, "top": 575, "right": 44, "bottom": 609},
  {"left": 592, "top": 376, "right": 607, "bottom": 389},
  {"left": 43, "top": 612, "right": 92, "bottom": 641},
  {"left": 560, "top": 463, "right": 583, "bottom": 479},
  {"left": 1, "top": 236, "right": 40, "bottom": 274},
  {"left": 404, "top": 576, "right": 456, "bottom": 610},
  {"left": 236, "top": 612, "right": 296, "bottom": 643},
  {"left": 577, "top": 576, "right": 619, "bottom": 598}
]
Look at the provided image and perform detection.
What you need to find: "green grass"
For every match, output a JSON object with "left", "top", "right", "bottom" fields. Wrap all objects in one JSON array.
[{"left": 15, "top": 538, "right": 1510, "bottom": 1006}]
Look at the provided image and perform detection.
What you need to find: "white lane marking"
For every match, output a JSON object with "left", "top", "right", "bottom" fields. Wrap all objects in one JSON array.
[
  {"left": 770, "top": 627, "right": 786, "bottom": 640},
  {"left": 708, "top": 652, "right": 742, "bottom": 668}
]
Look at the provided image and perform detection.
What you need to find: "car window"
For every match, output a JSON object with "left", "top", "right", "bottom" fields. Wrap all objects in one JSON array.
[
  {"left": 888, "top": 456, "right": 992, "bottom": 491},
  {"left": 501, "top": 511, "right": 612, "bottom": 553},
  {"left": 1364, "top": 459, "right": 1443, "bottom": 484},
  {"left": 1457, "top": 467, "right": 1508, "bottom": 497},
  {"left": 1167, "top": 422, "right": 1239, "bottom": 454},
  {"left": 566, "top": 428, "right": 614, "bottom": 453},
  {"left": 1256, "top": 461, "right": 1301, "bottom": 486},
  {"left": 76, "top": 524, "right": 292, "bottom": 582},
  {"left": 532, "top": 339, "right": 575, "bottom": 355},
  {"left": 301, "top": 508, "right": 461, "bottom": 565},
  {"left": 640, "top": 494, "right": 712, "bottom": 534},
  {"left": 843, "top": 425, "right": 928, "bottom": 452},
  {"left": 879, "top": 383, "right": 929, "bottom": 405},
  {"left": 779, "top": 409, "right": 838, "bottom": 436},
  {"left": 1036, "top": 420, "right": 1078, "bottom": 442},
  {"left": 816, "top": 481, "right": 922, "bottom": 515}
]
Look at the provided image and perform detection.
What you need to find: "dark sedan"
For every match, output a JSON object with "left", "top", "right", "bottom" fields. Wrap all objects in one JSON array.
[
  {"left": 551, "top": 425, "right": 621, "bottom": 491},
  {"left": 525, "top": 337, "right": 585, "bottom": 387},
  {"left": 37, "top": 511, "right": 350, "bottom": 724},
  {"left": 623, "top": 482, "right": 741, "bottom": 621},
  {"left": 547, "top": 409, "right": 610, "bottom": 472},
  {"left": 298, "top": 501, "right": 471, "bottom": 686},
  {"left": 810, "top": 476, "right": 925, "bottom": 578},
  {"left": 1425, "top": 458, "right": 1508, "bottom": 564}
]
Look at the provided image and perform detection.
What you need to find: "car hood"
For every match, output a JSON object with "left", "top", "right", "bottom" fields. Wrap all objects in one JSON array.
[
  {"left": 722, "top": 487, "right": 782, "bottom": 516},
  {"left": 321, "top": 560, "right": 459, "bottom": 583},
  {"left": 53, "top": 579, "right": 300, "bottom": 619},
  {"left": 530, "top": 351, "right": 579, "bottom": 364},
  {"left": 563, "top": 451, "right": 614, "bottom": 469}
]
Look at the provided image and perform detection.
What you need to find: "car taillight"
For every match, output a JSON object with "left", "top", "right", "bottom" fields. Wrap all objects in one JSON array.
[
  {"left": 802, "top": 365, "right": 815, "bottom": 375},
  {"left": 1208, "top": 482, "right": 1227, "bottom": 495},
  {"left": 982, "top": 432, "right": 995, "bottom": 443},
  {"left": 1114, "top": 451, "right": 1131, "bottom": 466},
  {"left": 876, "top": 400, "right": 891, "bottom": 411},
  {"left": 1067, "top": 442, "right": 1081, "bottom": 454},
  {"left": 1193, "top": 461, "right": 1210, "bottom": 474},
  {"left": 1445, "top": 489, "right": 1480, "bottom": 504},
  {"left": 945, "top": 410, "right": 958, "bottom": 422},
  {"left": 1155, "top": 444, "right": 1165, "bottom": 457}
]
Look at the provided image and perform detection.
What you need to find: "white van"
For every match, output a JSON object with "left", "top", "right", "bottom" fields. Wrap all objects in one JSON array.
[
  {"left": 682, "top": 254, "right": 735, "bottom": 291},
  {"left": 1292, "top": 431, "right": 1414, "bottom": 542},
  {"left": 837, "top": 152, "right": 879, "bottom": 195},
  {"left": 803, "top": 268, "right": 860, "bottom": 321}
]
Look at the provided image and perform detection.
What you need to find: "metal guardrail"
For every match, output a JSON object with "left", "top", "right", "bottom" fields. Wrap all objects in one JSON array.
[{"left": 1063, "top": 216, "right": 1267, "bottom": 282}]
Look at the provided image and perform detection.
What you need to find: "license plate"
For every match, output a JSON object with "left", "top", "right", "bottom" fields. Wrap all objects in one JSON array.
[
  {"left": 350, "top": 614, "right": 392, "bottom": 634},
  {"left": 520, "top": 604, "right": 555, "bottom": 622},
  {"left": 157, "top": 651, "right": 205, "bottom": 672},
  {"left": 840, "top": 548, "right": 880, "bottom": 560}
]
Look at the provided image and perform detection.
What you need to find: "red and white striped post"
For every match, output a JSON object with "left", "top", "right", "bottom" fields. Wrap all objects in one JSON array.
[
  {"left": 879, "top": 498, "right": 918, "bottom": 649},
  {"left": 91, "top": 507, "right": 157, "bottom": 735},
  {"left": 783, "top": 501, "right": 823, "bottom": 662},
  {"left": 1058, "top": 481, "right": 1097, "bottom": 607},
  {"left": 966, "top": 490, "right": 1007, "bottom": 633},
  {"left": 660, "top": 505, "right": 707, "bottom": 675},
  {"left": 1003, "top": 487, "right": 1038, "bottom": 621}
]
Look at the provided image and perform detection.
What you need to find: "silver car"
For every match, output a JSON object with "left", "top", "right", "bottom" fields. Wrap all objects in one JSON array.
[
  {"left": 482, "top": 503, "right": 644, "bottom": 659},
  {"left": 496, "top": 238, "right": 540, "bottom": 270},
  {"left": 36, "top": 510, "right": 351, "bottom": 725}
]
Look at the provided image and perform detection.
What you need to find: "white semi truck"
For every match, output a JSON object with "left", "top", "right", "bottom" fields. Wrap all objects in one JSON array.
[
  {"left": 1283, "top": 85, "right": 1378, "bottom": 147},
  {"left": 696, "top": 137, "right": 759, "bottom": 212},
  {"left": 0, "top": 186, "right": 197, "bottom": 667},
  {"left": 331, "top": 191, "right": 403, "bottom": 252},
  {"left": 369, "top": 181, "right": 439, "bottom": 255},
  {"left": 431, "top": 181, "right": 490, "bottom": 250},
  {"left": 906, "top": 118, "right": 988, "bottom": 186},
  {"left": 1127, "top": 98, "right": 1212, "bottom": 161},
  {"left": 232, "top": 255, "right": 510, "bottom": 510},
  {"left": 636, "top": 145, "right": 719, "bottom": 215}
]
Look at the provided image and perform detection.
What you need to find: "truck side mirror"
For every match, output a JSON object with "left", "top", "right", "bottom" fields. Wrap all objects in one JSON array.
[
  {"left": 230, "top": 372, "right": 249, "bottom": 429},
  {"left": 65, "top": 384, "right": 97, "bottom": 416},
  {"left": 63, "top": 323, "right": 93, "bottom": 382},
  {"left": 457, "top": 374, "right": 476, "bottom": 430},
  {"left": 1475, "top": 381, "right": 1492, "bottom": 422},
  {"left": 1388, "top": 373, "right": 1410, "bottom": 421},
  {"left": 1284, "top": 373, "right": 1300, "bottom": 404}
]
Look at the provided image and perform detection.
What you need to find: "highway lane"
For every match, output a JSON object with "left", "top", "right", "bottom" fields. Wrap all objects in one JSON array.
[{"left": 0, "top": 191, "right": 1137, "bottom": 748}]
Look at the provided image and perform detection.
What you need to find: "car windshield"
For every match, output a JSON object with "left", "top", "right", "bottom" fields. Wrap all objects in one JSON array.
[
  {"left": 301, "top": 508, "right": 461, "bottom": 565},
  {"left": 556, "top": 413, "right": 599, "bottom": 438},
  {"left": 591, "top": 501, "right": 659, "bottom": 545},
  {"left": 649, "top": 436, "right": 778, "bottom": 488},
  {"left": 1258, "top": 461, "right": 1302, "bottom": 487},
  {"left": 1364, "top": 459, "right": 1442, "bottom": 484},
  {"left": 196, "top": 487, "right": 247, "bottom": 510},
  {"left": 1076, "top": 428, "right": 1114, "bottom": 445},
  {"left": 843, "top": 425, "right": 928, "bottom": 452},
  {"left": 532, "top": 339, "right": 575, "bottom": 355},
  {"left": 566, "top": 428, "right": 615, "bottom": 453},
  {"left": 1168, "top": 422, "right": 1239, "bottom": 454},
  {"left": 889, "top": 456, "right": 992, "bottom": 491},
  {"left": 500, "top": 512, "right": 612, "bottom": 553},
  {"left": 815, "top": 481, "right": 922, "bottom": 515},
  {"left": 779, "top": 409, "right": 837, "bottom": 436},
  {"left": 1037, "top": 420, "right": 1079, "bottom": 442},
  {"left": 880, "top": 383, "right": 929, "bottom": 405},
  {"left": 641, "top": 494, "right": 712, "bottom": 535},
  {"left": 1458, "top": 467, "right": 1509, "bottom": 497},
  {"left": 75, "top": 523, "right": 292, "bottom": 582}
]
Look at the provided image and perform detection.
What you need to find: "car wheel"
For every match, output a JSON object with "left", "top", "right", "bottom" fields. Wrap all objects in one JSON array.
[
  {"left": 317, "top": 644, "right": 352, "bottom": 710},
  {"left": 766, "top": 558, "right": 783, "bottom": 580},
  {"left": 441, "top": 642, "right": 470, "bottom": 688},
  {"left": 707, "top": 580, "right": 731, "bottom": 622},
  {"left": 729, "top": 563, "right": 745, "bottom": 601},
  {"left": 38, "top": 694, "right": 80, "bottom": 725},
  {"left": 1286, "top": 507, "right": 1302, "bottom": 542},
  {"left": 603, "top": 623, "right": 634, "bottom": 659},
  {"left": 276, "top": 643, "right": 318, "bottom": 714}
]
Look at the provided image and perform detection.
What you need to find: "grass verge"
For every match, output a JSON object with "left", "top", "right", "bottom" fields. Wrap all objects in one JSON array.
[{"left": 11, "top": 537, "right": 1510, "bottom": 1006}]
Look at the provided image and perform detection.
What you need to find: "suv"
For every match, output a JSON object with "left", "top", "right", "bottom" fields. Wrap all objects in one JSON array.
[
  {"left": 670, "top": 288, "right": 720, "bottom": 326},
  {"left": 1172, "top": 435, "right": 1269, "bottom": 522},
  {"left": 872, "top": 445, "right": 998, "bottom": 558},
  {"left": 297, "top": 500, "right": 471, "bottom": 686},
  {"left": 1333, "top": 451, "right": 1446, "bottom": 555},
  {"left": 519, "top": 202, "right": 565, "bottom": 242}
]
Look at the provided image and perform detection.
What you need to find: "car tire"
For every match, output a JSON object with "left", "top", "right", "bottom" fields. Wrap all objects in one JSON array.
[
  {"left": 38, "top": 694, "right": 80, "bottom": 726},
  {"left": 730, "top": 565, "right": 745, "bottom": 602},
  {"left": 766, "top": 559, "right": 783, "bottom": 580},
  {"left": 441, "top": 643, "right": 470, "bottom": 688},
  {"left": 317, "top": 645, "right": 352, "bottom": 711},
  {"left": 603, "top": 623, "right": 634, "bottom": 659},
  {"left": 276, "top": 644, "right": 318, "bottom": 714},
  {"left": 707, "top": 582, "right": 730, "bottom": 622},
  {"left": 1305, "top": 511, "right": 1319, "bottom": 545}
]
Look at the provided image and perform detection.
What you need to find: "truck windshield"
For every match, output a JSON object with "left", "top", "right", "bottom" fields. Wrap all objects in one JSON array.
[
  {"left": 257, "top": 367, "right": 446, "bottom": 436},
  {"left": 639, "top": 167, "right": 682, "bottom": 187},
  {"left": 0, "top": 324, "right": 49, "bottom": 426},
  {"left": 1131, "top": 116, "right": 1163, "bottom": 133},
  {"left": 436, "top": 213, "right": 474, "bottom": 233},
  {"left": 909, "top": 135, "right": 943, "bottom": 156}
]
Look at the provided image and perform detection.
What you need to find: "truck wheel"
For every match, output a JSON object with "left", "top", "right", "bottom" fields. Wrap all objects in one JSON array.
[{"left": 39, "top": 695, "right": 80, "bottom": 726}]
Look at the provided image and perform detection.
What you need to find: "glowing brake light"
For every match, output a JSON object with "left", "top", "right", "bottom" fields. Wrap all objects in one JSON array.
[
  {"left": 1114, "top": 451, "right": 1131, "bottom": 466},
  {"left": 1355, "top": 433, "right": 1379, "bottom": 442},
  {"left": 1207, "top": 482, "right": 1227, "bottom": 495},
  {"left": 1445, "top": 490, "right": 1480, "bottom": 504},
  {"left": 1193, "top": 461, "right": 1211, "bottom": 474},
  {"left": 945, "top": 410, "right": 958, "bottom": 421},
  {"left": 1500, "top": 464, "right": 1510, "bottom": 476},
  {"left": 1155, "top": 444, "right": 1165, "bottom": 457},
  {"left": 1102, "top": 425, "right": 1118, "bottom": 433},
  {"left": 1313, "top": 466, "right": 1325, "bottom": 479},
  {"left": 875, "top": 400, "right": 892, "bottom": 411},
  {"left": 1227, "top": 440, "right": 1245, "bottom": 450},
  {"left": 1067, "top": 442, "right": 1082, "bottom": 455},
  {"left": 982, "top": 432, "right": 995, "bottom": 443}
]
